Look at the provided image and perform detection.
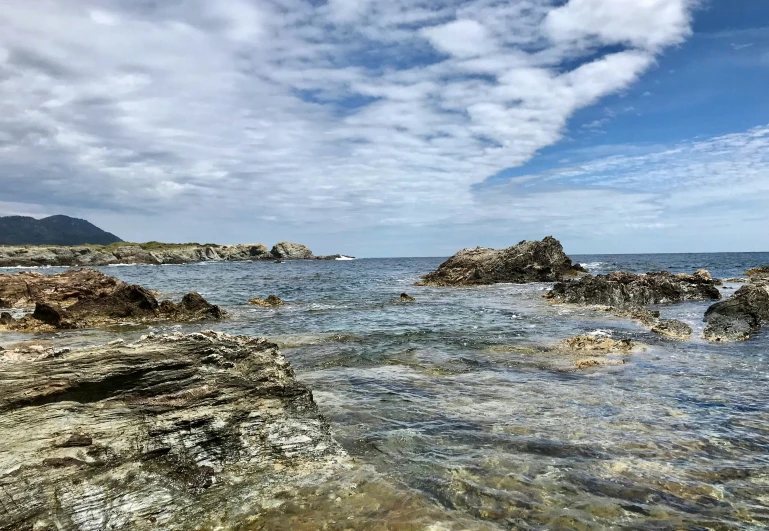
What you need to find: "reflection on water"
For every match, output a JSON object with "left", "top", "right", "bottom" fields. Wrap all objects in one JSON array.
[{"left": 2, "top": 253, "right": 769, "bottom": 529}]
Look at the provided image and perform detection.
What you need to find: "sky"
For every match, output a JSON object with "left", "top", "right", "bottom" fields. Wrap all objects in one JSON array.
[{"left": 0, "top": 0, "right": 767, "bottom": 257}]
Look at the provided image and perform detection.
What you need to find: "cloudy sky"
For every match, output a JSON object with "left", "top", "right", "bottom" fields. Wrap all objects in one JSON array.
[{"left": 0, "top": 0, "right": 767, "bottom": 256}]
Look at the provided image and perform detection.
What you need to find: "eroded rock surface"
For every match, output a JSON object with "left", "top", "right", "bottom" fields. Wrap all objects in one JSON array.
[
  {"left": 546, "top": 270, "right": 721, "bottom": 308},
  {"left": 271, "top": 242, "right": 313, "bottom": 260},
  {"left": 704, "top": 281, "right": 769, "bottom": 342},
  {"left": 0, "top": 269, "right": 225, "bottom": 332},
  {"left": 0, "top": 331, "right": 347, "bottom": 530},
  {"left": 557, "top": 334, "right": 642, "bottom": 370},
  {"left": 417, "top": 236, "right": 583, "bottom": 287}
]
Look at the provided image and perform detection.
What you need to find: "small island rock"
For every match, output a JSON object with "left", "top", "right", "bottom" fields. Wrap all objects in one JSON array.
[
  {"left": 417, "top": 236, "right": 583, "bottom": 286},
  {"left": 248, "top": 295, "right": 285, "bottom": 307}
]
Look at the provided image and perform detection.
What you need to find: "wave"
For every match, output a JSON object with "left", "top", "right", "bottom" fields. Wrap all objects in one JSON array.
[
  {"left": 0, "top": 265, "right": 55, "bottom": 269},
  {"left": 578, "top": 262, "right": 605, "bottom": 270},
  {"left": 335, "top": 256, "right": 355, "bottom": 261}
]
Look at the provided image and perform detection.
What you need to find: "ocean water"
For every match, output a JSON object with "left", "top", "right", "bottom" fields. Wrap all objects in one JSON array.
[{"left": 3, "top": 253, "right": 769, "bottom": 530}]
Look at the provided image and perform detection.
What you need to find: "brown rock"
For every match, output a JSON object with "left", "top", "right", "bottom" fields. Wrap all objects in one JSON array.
[
  {"left": 417, "top": 236, "right": 582, "bottom": 286},
  {"left": 248, "top": 295, "right": 285, "bottom": 307}
]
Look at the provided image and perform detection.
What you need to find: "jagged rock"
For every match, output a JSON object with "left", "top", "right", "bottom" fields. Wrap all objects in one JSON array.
[
  {"left": 704, "top": 282, "right": 769, "bottom": 342},
  {"left": 417, "top": 236, "right": 583, "bottom": 286},
  {"left": 398, "top": 293, "right": 416, "bottom": 302},
  {"left": 546, "top": 270, "right": 721, "bottom": 308},
  {"left": 248, "top": 295, "right": 285, "bottom": 307},
  {"left": 0, "top": 269, "right": 226, "bottom": 332},
  {"left": 271, "top": 242, "right": 314, "bottom": 260},
  {"left": 0, "top": 331, "right": 347, "bottom": 530},
  {"left": 746, "top": 266, "right": 769, "bottom": 279}
]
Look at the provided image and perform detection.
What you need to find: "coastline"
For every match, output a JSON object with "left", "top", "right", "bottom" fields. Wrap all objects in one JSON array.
[{"left": 0, "top": 241, "right": 353, "bottom": 268}]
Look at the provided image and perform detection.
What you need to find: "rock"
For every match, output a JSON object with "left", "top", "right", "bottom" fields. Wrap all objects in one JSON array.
[
  {"left": 746, "top": 266, "right": 769, "bottom": 279},
  {"left": 248, "top": 295, "right": 285, "bottom": 307},
  {"left": 0, "top": 269, "right": 226, "bottom": 332},
  {"left": 704, "top": 282, "right": 769, "bottom": 342},
  {"left": 0, "top": 242, "right": 327, "bottom": 267},
  {"left": 0, "top": 312, "right": 12, "bottom": 325},
  {"left": 724, "top": 278, "right": 747, "bottom": 283},
  {"left": 558, "top": 334, "right": 638, "bottom": 370},
  {"left": 546, "top": 270, "right": 721, "bottom": 308},
  {"left": 561, "top": 335, "right": 635, "bottom": 353},
  {"left": 271, "top": 242, "right": 314, "bottom": 260},
  {"left": 417, "top": 236, "right": 583, "bottom": 286},
  {"left": 0, "top": 331, "right": 347, "bottom": 529},
  {"left": 651, "top": 319, "right": 693, "bottom": 341},
  {"left": 0, "top": 268, "right": 125, "bottom": 308},
  {"left": 398, "top": 292, "right": 416, "bottom": 302}
]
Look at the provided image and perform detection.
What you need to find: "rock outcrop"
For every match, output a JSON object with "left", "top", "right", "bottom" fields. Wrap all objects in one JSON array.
[
  {"left": 398, "top": 293, "right": 416, "bottom": 302},
  {"left": 0, "top": 269, "right": 225, "bottom": 332},
  {"left": 417, "top": 236, "right": 583, "bottom": 287},
  {"left": 546, "top": 270, "right": 721, "bottom": 308},
  {"left": 704, "top": 281, "right": 769, "bottom": 342},
  {"left": 271, "top": 242, "right": 314, "bottom": 260},
  {"left": 248, "top": 295, "right": 285, "bottom": 307},
  {"left": 746, "top": 266, "right": 769, "bottom": 279},
  {"left": 0, "top": 331, "right": 347, "bottom": 530},
  {"left": 0, "top": 242, "right": 345, "bottom": 267}
]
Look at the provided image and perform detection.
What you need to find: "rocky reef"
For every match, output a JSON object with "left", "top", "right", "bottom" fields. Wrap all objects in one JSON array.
[
  {"left": 546, "top": 270, "right": 721, "bottom": 308},
  {"left": 0, "top": 241, "right": 348, "bottom": 267},
  {"left": 0, "top": 269, "right": 225, "bottom": 332},
  {"left": 704, "top": 279, "right": 769, "bottom": 342},
  {"left": 746, "top": 265, "right": 769, "bottom": 279},
  {"left": 0, "top": 331, "right": 348, "bottom": 529},
  {"left": 417, "top": 236, "right": 584, "bottom": 286}
]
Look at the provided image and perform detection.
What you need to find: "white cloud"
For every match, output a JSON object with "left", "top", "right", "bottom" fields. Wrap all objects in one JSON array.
[
  {"left": 475, "top": 126, "right": 769, "bottom": 250},
  {"left": 0, "top": 0, "right": 697, "bottom": 248}
]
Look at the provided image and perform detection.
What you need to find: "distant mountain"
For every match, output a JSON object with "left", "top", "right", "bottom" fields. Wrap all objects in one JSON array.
[{"left": 0, "top": 215, "right": 123, "bottom": 246}]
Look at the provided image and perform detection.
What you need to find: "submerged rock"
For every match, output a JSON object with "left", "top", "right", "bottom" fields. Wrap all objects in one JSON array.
[
  {"left": 703, "top": 281, "right": 769, "bottom": 342},
  {"left": 248, "top": 295, "right": 285, "bottom": 307},
  {"left": 417, "top": 236, "right": 583, "bottom": 286},
  {"left": 398, "top": 292, "right": 416, "bottom": 302},
  {"left": 271, "top": 242, "right": 313, "bottom": 260},
  {"left": 650, "top": 319, "right": 693, "bottom": 341},
  {"left": 0, "top": 331, "right": 347, "bottom": 529},
  {"left": 546, "top": 270, "right": 721, "bottom": 309},
  {"left": 0, "top": 269, "right": 225, "bottom": 332},
  {"left": 557, "top": 334, "right": 641, "bottom": 370}
]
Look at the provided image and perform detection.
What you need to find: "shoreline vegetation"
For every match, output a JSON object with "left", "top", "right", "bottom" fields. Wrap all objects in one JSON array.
[
  {"left": 0, "top": 240, "right": 354, "bottom": 267},
  {"left": 1, "top": 236, "right": 768, "bottom": 528}
]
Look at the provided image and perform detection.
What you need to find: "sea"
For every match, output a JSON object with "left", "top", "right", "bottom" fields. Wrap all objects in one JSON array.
[{"left": 2, "top": 252, "right": 769, "bottom": 530}]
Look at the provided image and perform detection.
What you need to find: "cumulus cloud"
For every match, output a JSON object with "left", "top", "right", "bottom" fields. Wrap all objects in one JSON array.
[{"left": 0, "top": 0, "right": 697, "bottom": 247}]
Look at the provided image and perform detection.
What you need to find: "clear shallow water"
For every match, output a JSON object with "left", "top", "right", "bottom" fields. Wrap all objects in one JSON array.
[{"left": 3, "top": 253, "right": 769, "bottom": 530}]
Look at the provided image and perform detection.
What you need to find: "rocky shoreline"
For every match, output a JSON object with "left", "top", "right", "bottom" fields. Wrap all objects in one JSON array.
[
  {"left": 1, "top": 239, "right": 768, "bottom": 529},
  {"left": 0, "top": 241, "right": 352, "bottom": 268}
]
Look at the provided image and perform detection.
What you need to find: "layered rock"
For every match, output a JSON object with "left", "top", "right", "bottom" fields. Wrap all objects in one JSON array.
[
  {"left": 0, "top": 269, "right": 225, "bottom": 332},
  {"left": 417, "top": 236, "right": 583, "bottom": 287},
  {"left": 546, "top": 270, "right": 721, "bottom": 308},
  {"left": 704, "top": 281, "right": 769, "bottom": 342},
  {"left": 0, "top": 242, "right": 345, "bottom": 267},
  {"left": 271, "top": 242, "right": 313, "bottom": 260},
  {"left": 0, "top": 331, "right": 347, "bottom": 530}
]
